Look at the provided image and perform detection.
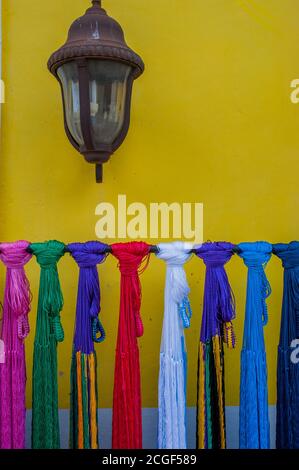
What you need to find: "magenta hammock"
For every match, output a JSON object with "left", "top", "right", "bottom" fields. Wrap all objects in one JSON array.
[{"left": 0, "top": 241, "right": 32, "bottom": 449}]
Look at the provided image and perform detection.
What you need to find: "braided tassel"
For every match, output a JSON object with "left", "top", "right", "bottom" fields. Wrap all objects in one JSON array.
[
  {"left": 223, "top": 321, "right": 235, "bottom": 348},
  {"left": 179, "top": 296, "right": 192, "bottom": 328},
  {"left": 92, "top": 317, "right": 106, "bottom": 343}
]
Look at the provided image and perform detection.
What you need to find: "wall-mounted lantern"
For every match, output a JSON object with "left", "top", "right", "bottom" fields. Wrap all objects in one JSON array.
[{"left": 48, "top": 0, "right": 144, "bottom": 182}]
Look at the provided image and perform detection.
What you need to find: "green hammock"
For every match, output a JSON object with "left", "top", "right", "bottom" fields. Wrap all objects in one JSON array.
[{"left": 30, "top": 241, "right": 65, "bottom": 449}]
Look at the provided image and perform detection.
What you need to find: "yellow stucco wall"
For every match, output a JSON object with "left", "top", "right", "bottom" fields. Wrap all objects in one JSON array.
[{"left": 1, "top": 0, "right": 299, "bottom": 408}]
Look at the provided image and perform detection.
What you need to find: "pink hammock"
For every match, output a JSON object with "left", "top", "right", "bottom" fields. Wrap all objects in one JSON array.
[{"left": 0, "top": 241, "right": 32, "bottom": 449}]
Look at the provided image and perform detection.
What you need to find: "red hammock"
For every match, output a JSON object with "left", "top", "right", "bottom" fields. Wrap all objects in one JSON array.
[{"left": 111, "top": 242, "right": 150, "bottom": 449}]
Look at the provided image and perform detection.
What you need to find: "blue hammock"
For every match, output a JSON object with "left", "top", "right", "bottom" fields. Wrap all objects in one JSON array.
[
  {"left": 273, "top": 242, "right": 299, "bottom": 449},
  {"left": 238, "top": 241, "right": 272, "bottom": 449}
]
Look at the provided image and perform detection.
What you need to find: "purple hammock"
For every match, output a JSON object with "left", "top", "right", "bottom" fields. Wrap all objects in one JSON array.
[
  {"left": 195, "top": 242, "right": 236, "bottom": 449},
  {"left": 68, "top": 241, "right": 108, "bottom": 449}
]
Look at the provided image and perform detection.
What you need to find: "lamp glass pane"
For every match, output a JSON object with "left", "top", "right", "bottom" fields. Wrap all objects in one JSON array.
[
  {"left": 88, "top": 60, "right": 132, "bottom": 146},
  {"left": 57, "top": 62, "right": 83, "bottom": 146}
]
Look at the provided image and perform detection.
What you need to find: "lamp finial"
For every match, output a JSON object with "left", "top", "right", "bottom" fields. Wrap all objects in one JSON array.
[{"left": 92, "top": 0, "right": 102, "bottom": 6}]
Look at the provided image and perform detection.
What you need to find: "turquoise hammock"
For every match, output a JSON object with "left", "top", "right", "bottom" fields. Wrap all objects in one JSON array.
[{"left": 238, "top": 241, "right": 272, "bottom": 449}]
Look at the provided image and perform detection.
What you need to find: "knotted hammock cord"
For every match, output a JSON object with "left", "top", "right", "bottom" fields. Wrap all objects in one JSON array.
[
  {"left": 30, "top": 241, "right": 65, "bottom": 449},
  {"left": 195, "top": 242, "right": 236, "bottom": 449},
  {"left": 111, "top": 242, "right": 150, "bottom": 449},
  {"left": 238, "top": 241, "right": 272, "bottom": 449},
  {"left": 0, "top": 241, "right": 32, "bottom": 449},
  {"left": 273, "top": 242, "right": 299, "bottom": 449},
  {"left": 156, "top": 242, "right": 193, "bottom": 449},
  {"left": 68, "top": 241, "right": 108, "bottom": 449},
  {"left": 0, "top": 236, "right": 294, "bottom": 448}
]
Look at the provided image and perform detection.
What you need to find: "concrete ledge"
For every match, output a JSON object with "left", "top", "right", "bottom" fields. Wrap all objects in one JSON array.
[{"left": 25, "top": 406, "right": 277, "bottom": 449}]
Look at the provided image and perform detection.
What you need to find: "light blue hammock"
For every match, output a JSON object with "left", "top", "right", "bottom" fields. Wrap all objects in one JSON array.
[
  {"left": 238, "top": 241, "right": 272, "bottom": 449},
  {"left": 156, "top": 242, "right": 193, "bottom": 449}
]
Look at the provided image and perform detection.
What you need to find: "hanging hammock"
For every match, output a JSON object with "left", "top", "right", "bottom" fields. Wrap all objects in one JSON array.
[
  {"left": 0, "top": 241, "right": 32, "bottom": 449},
  {"left": 273, "top": 242, "right": 299, "bottom": 449},
  {"left": 156, "top": 242, "right": 193, "bottom": 449},
  {"left": 30, "top": 240, "right": 65, "bottom": 449},
  {"left": 68, "top": 241, "right": 108, "bottom": 449},
  {"left": 195, "top": 242, "right": 236, "bottom": 449},
  {"left": 111, "top": 241, "right": 150, "bottom": 449},
  {"left": 238, "top": 241, "right": 272, "bottom": 449}
]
